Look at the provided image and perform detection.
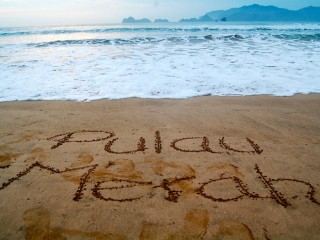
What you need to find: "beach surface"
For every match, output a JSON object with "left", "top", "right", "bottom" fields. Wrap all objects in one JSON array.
[{"left": 0, "top": 94, "right": 319, "bottom": 239}]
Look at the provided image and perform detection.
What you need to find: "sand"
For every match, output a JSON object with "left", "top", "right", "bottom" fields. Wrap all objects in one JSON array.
[{"left": 0, "top": 94, "right": 319, "bottom": 239}]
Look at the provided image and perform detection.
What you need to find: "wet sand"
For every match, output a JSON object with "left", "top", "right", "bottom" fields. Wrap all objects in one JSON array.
[{"left": 0, "top": 94, "right": 320, "bottom": 239}]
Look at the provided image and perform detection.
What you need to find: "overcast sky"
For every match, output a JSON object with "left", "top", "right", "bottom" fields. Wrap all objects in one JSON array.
[{"left": 1, "top": 0, "right": 320, "bottom": 27}]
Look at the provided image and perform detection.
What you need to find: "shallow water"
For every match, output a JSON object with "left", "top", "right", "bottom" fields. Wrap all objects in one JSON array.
[{"left": 0, "top": 22, "right": 320, "bottom": 101}]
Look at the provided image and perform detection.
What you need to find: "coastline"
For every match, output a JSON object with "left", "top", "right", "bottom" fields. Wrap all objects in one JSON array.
[{"left": 1, "top": 94, "right": 320, "bottom": 239}]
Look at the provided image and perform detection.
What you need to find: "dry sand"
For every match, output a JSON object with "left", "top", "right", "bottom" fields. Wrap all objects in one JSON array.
[{"left": 0, "top": 94, "right": 319, "bottom": 239}]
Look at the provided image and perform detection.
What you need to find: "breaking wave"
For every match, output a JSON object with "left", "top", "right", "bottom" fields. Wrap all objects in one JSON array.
[
  {"left": 1, "top": 24, "right": 320, "bottom": 36},
  {"left": 26, "top": 33, "right": 320, "bottom": 47}
]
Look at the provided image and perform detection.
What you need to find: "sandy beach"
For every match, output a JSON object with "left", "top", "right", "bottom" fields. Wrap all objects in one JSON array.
[{"left": 0, "top": 94, "right": 319, "bottom": 239}]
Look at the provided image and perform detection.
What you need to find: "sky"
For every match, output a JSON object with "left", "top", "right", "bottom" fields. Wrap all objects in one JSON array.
[{"left": 1, "top": 0, "right": 320, "bottom": 27}]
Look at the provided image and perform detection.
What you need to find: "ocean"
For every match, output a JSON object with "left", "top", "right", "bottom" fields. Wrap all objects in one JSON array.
[{"left": 0, "top": 22, "right": 320, "bottom": 101}]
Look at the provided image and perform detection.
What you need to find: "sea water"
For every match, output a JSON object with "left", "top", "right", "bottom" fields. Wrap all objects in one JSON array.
[{"left": 0, "top": 22, "right": 320, "bottom": 101}]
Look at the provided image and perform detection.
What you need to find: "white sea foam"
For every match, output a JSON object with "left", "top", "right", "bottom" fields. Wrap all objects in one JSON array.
[{"left": 0, "top": 22, "right": 320, "bottom": 101}]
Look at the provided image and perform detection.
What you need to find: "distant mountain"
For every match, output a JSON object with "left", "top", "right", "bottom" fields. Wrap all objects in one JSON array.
[
  {"left": 154, "top": 19, "right": 169, "bottom": 23},
  {"left": 179, "top": 18, "right": 199, "bottom": 23},
  {"left": 206, "top": 4, "right": 320, "bottom": 21},
  {"left": 180, "top": 14, "right": 216, "bottom": 23},
  {"left": 179, "top": 4, "right": 320, "bottom": 22},
  {"left": 122, "top": 17, "right": 151, "bottom": 23},
  {"left": 122, "top": 5, "right": 320, "bottom": 24}
]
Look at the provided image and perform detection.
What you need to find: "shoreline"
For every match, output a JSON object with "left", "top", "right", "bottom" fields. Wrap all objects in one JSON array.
[
  {"left": 1, "top": 92, "right": 319, "bottom": 104},
  {"left": 1, "top": 93, "right": 320, "bottom": 239},
  {"left": 0, "top": 92, "right": 319, "bottom": 105}
]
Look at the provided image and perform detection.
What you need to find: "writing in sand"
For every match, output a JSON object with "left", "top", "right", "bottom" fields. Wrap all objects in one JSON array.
[{"left": 0, "top": 129, "right": 319, "bottom": 209}]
